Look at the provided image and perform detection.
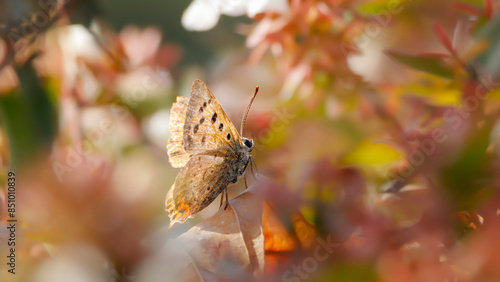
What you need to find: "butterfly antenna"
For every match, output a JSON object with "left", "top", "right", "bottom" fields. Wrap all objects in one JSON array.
[{"left": 240, "top": 85, "right": 259, "bottom": 136}]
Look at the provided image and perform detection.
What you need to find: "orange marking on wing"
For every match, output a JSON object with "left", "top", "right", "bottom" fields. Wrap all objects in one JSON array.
[{"left": 168, "top": 198, "right": 192, "bottom": 228}]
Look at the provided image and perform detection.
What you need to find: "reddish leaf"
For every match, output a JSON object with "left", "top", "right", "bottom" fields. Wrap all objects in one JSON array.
[
  {"left": 453, "top": 3, "right": 482, "bottom": 16},
  {"left": 433, "top": 23, "right": 455, "bottom": 54},
  {"left": 485, "top": 0, "right": 492, "bottom": 19}
]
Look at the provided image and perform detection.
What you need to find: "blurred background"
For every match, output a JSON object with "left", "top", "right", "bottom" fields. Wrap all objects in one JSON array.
[{"left": 1, "top": 0, "right": 500, "bottom": 281}]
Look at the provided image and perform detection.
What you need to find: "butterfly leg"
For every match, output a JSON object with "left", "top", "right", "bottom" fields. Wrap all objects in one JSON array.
[
  {"left": 219, "top": 189, "right": 225, "bottom": 209},
  {"left": 249, "top": 156, "right": 259, "bottom": 180},
  {"left": 224, "top": 187, "right": 229, "bottom": 210},
  {"left": 244, "top": 175, "right": 248, "bottom": 189}
]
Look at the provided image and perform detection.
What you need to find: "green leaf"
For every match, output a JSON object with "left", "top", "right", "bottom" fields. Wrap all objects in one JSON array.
[
  {"left": 0, "top": 60, "right": 58, "bottom": 167},
  {"left": 343, "top": 141, "right": 402, "bottom": 165},
  {"left": 474, "top": 14, "right": 500, "bottom": 76},
  {"left": 385, "top": 51, "right": 454, "bottom": 79},
  {"left": 65, "top": 0, "right": 101, "bottom": 27},
  {"left": 320, "top": 262, "right": 378, "bottom": 281},
  {"left": 440, "top": 122, "right": 494, "bottom": 210},
  {"left": 357, "top": 0, "right": 402, "bottom": 15}
]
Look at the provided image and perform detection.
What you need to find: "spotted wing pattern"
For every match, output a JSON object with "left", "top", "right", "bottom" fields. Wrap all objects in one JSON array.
[{"left": 182, "top": 79, "right": 243, "bottom": 155}]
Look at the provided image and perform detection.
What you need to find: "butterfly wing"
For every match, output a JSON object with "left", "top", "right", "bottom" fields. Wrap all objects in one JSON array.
[
  {"left": 167, "top": 96, "right": 191, "bottom": 168},
  {"left": 165, "top": 153, "right": 232, "bottom": 226},
  {"left": 182, "top": 79, "right": 243, "bottom": 155},
  {"left": 166, "top": 79, "right": 249, "bottom": 227}
]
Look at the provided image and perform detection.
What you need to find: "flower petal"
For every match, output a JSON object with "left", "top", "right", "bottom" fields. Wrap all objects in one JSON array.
[
  {"left": 247, "top": 0, "right": 290, "bottom": 18},
  {"left": 219, "top": 0, "right": 247, "bottom": 16},
  {"left": 182, "top": 0, "right": 221, "bottom": 31}
]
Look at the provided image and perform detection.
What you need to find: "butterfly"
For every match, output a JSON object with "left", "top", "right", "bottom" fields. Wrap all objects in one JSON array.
[{"left": 166, "top": 79, "right": 259, "bottom": 227}]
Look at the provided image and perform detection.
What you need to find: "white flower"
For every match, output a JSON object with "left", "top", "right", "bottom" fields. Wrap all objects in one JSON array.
[
  {"left": 182, "top": 0, "right": 290, "bottom": 31},
  {"left": 247, "top": 0, "right": 289, "bottom": 17}
]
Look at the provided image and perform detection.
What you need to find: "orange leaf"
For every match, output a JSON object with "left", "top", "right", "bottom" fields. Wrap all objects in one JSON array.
[
  {"left": 262, "top": 202, "right": 298, "bottom": 252},
  {"left": 262, "top": 203, "right": 316, "bottom": 252}
]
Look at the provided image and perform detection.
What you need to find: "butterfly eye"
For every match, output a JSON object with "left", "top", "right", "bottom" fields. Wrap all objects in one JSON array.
[{"left": 243, "top": 138, "right": 253, "bottom": 151}]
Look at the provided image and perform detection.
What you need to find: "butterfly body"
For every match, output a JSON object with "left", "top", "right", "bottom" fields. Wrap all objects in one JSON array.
[{"left": 166, "top": 80, "right": 256, "bottom": 227}]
